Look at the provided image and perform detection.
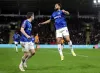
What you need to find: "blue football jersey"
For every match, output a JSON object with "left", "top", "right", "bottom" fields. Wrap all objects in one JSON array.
[
  {"left": 13, "top": 33, "right": 20, "bottom": 42},
  {"left": 20, "top": 20, "right": 32, "bottom": 42},
  {"left": 50, "top": 10, "right": 67, "bottom": 30}
]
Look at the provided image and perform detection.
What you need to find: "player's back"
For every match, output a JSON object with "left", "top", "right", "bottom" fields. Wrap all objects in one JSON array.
[
  {"left": 13, "top": 33, "right": 20, "bottom": 42},
  {"left": 20, "top": 20, "right": 32, "bottom": 42}
]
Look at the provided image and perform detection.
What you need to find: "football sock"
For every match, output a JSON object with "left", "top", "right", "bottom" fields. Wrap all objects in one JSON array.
[{"left": 58, "top": 44, "right": 63, "bottom": 56}]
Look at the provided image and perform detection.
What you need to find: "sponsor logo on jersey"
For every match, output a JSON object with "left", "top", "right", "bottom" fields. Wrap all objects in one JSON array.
[{"left": 54, "top": 15, "right": 61, "bottom": 19}]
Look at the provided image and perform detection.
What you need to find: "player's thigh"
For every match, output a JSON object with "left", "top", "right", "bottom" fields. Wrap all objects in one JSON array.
[
  {"left": 64, "top": 35, "right": 71, "bottom": 42},
  {"left": 56, "top": 37, "right": 62, "bottom": 44},
  {"left": 20, "top": 42, "right": 25, "bottom": 48},
  {"left": 23, "top": 42, "right": 29, "bottom": 52},
  {"left": 56, "top": 29, "right": 63, "bottom": 38},
  {"left": 24, "top": 52, "right": 29, "bottom": 57},
  {"left": 62, "top": 27, "right": 69, "bottom": 36},
  {"left": 29, "top": 42, "right": 35, "bottom": 54},
  {"left": 62, "top": 28, "right": 70, "bottom": 42}
]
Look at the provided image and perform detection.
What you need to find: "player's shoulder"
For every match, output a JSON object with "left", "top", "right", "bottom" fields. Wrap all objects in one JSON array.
[
  {"left": 52, "top": 11, "right": 56, "bottom": 14},
  {"left": 22, "top": 19, "right": 28, "bottom": 24},
  {"left": 22, "top": 20, "right": 28, "bottom": 27}
]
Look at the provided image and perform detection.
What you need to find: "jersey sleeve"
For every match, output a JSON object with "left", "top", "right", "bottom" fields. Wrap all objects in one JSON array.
[
  {"left": 13, "top": 34, "right": 17, "bottom": 40},
  {"left": 21, "top": 20, "right": 27, "bottom": 28},
  {"left": 18, "top": 34, "right": 20, "bottom": 38},
  {"left": 61, "top": 11, "right": 66, "bottom": 16}
]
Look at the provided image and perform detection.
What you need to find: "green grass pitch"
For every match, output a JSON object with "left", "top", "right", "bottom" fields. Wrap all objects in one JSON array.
[{"left": 0, "top": 48, "right": 100, "bottom": 73}]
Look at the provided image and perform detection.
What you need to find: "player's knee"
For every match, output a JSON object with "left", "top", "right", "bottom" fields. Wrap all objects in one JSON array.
[
  {"left": 31, "top": 52, "right": 35, "bottom": 56},
  {"left": 57, "top": 40, "right": 61, "bottom": 44},
  {"left": 56, "top": 38, "right": 62, "bottom": 44},
  {"left": 30, "top": 50, "right": 35, "bottom": 56},
  {"left": 57, "top": 42, "right": 61, "bottom": 44},
  {"left": 24, "top": 53, "right": 29, "bottom": 58},
  {"left": 66, "top": 37, "right": 70, "bottom": 42},
  {"left": 67, "top": 39, "right": 70, "bottom": 42}
]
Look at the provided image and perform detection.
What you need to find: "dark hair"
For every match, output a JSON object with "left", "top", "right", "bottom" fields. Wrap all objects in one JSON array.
[
  {"left": 27, "top": 12, "right": 34, "bottom": 19},
  {"left": 56, "top": 3, "right": 62, "bottom": 8}
]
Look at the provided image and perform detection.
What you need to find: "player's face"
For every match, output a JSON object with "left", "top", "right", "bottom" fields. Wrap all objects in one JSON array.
[
  {"left": 31, "top": 14, "right": 34, "bottom": 20},
  {"left": 36, "top": 34, "right": 38, "bottom": 36},
  {"left": 55, "top": 4, "right": 60, "bottom": 10}
]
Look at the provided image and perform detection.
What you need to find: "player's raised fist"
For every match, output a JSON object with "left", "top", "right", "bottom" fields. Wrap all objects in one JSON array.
[
  {"left": 38, "top": 23, "right": 42, "bottom": 27},
  {"left": 62, "top": 9, "right": 70, "bottom": 15},
  {"left": 38, "top": 22, "right": 44, "bottom": 27},
  {"left": 62, "top": 9, "right": 66, "bottom": 13}
]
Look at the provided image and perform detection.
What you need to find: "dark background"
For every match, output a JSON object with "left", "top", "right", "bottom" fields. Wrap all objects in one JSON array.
[{"left": 0, "top": 0, "right": 98, "bottom": 15}]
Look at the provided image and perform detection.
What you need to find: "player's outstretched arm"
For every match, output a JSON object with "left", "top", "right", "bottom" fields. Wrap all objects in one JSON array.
[
  {"left": 39, "top": 19, "right": 51, "bottom": 25},
  {"left": 20, "top": 27, "right": 30, "bottom": 38},
  {"left": 62, "top": 9, "right": 70, "bottom": 15}
]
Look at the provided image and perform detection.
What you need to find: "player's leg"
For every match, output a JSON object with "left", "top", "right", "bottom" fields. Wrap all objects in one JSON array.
[
  {"left": 19, "top": 43, "right": 29, "bottom": 71},
  {"left": 20, "top": 42, "right": 24, "bottom": 52},
  {"left": 35, "top": 43, "right": 40, "bottom": 51},
  {"left": 15, "top": 44, "right": 18, "bottom": 52},
  {"left": 23, "top": 42, "right": 35, "bottom": 68},
  {"left": 29, "top": 49, "right": 35, "bottom": 59},
  {"left": 62, "top": 27, "right": 76, "bottom": 56},
  {"left": 65, "top": 35, "right": 76, "bottom": 56},
  {"left": 61, "top": 43, "right": 64, "bottom": 50},
  {"left": 14, "top": 41, "right": 18, "bottom": 52},
  {"left": 19, "top": 52, "right": 29, "bottom": 71},
  {"left": 61, "top": 38, "right": 64, "bottom": 50},
  {"left": 21, "top": 45, "right": 24, "bottom": 52},
  {"left": 56, "top": 37, "right": 64, "bottom": 61},
  {"left": 56, "top": 29, "right": 64, "bottom": 61}
]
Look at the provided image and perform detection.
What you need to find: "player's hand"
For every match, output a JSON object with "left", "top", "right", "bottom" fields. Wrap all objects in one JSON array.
[
  {"left": 62, "top": 9, "right": 66, "bottom": 13},
  {"left": 62, "top": 9, "right": 69, "bottom": 15},
  {"left": 38, "top": 23, "right": 43, "bottom": 27},
  {"left": 26, "top": 35, "right": 31, "bottom": 39},
  {"left": 38, "top": 23, "right": 41, "bottom": 27}
]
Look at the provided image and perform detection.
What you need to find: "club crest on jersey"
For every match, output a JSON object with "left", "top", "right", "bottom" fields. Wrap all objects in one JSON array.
[
  {"left": 28, "top": 28, "right": 32, "bottom": 31},
  {"left": 58, "top": 12, "right": 60, "bottom": 15}
]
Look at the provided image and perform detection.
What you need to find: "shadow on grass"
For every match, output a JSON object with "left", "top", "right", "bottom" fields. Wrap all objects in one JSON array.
[
  {"left": 26, "top": 65, "right": 65, "bottom": 71},
  {"left": 26, "top": 64, "right": 99, "bottom": 71}
]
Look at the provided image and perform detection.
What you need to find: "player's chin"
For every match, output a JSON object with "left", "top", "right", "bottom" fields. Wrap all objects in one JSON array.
[{"left": 54, "top": 8, "right": 58, "bottom": 10}]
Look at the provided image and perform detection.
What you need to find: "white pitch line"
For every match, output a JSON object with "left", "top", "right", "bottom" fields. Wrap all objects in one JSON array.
[{"left": 50, "top": 50, "right": 89, "bottom": 58}]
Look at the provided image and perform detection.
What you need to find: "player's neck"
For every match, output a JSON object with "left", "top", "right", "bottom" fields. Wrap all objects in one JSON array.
[
  {"left": 57, "top": 9, "right": 60, "bottom": 11},
  {"left": 27, "top": 19, "right": 32, "bottom": 22}
]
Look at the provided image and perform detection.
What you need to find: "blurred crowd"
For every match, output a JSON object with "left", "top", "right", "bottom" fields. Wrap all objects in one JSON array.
[
  {"left": 0, "top": 25, "right": 10, "bottom": 44},
  {"left": 0, "top": 16, "right": 100, "bottom": 45}
]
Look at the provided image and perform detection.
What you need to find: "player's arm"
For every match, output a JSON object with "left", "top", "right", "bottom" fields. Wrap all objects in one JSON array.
[
  {"left": 20, "top": 27, "right": 30, "bottom": 38},
  {"left": 62, "top": 9, "right": 70, "bottom": 15},
  {"left": 39, "top": 19, "right": 51, "bottom": 25}
]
